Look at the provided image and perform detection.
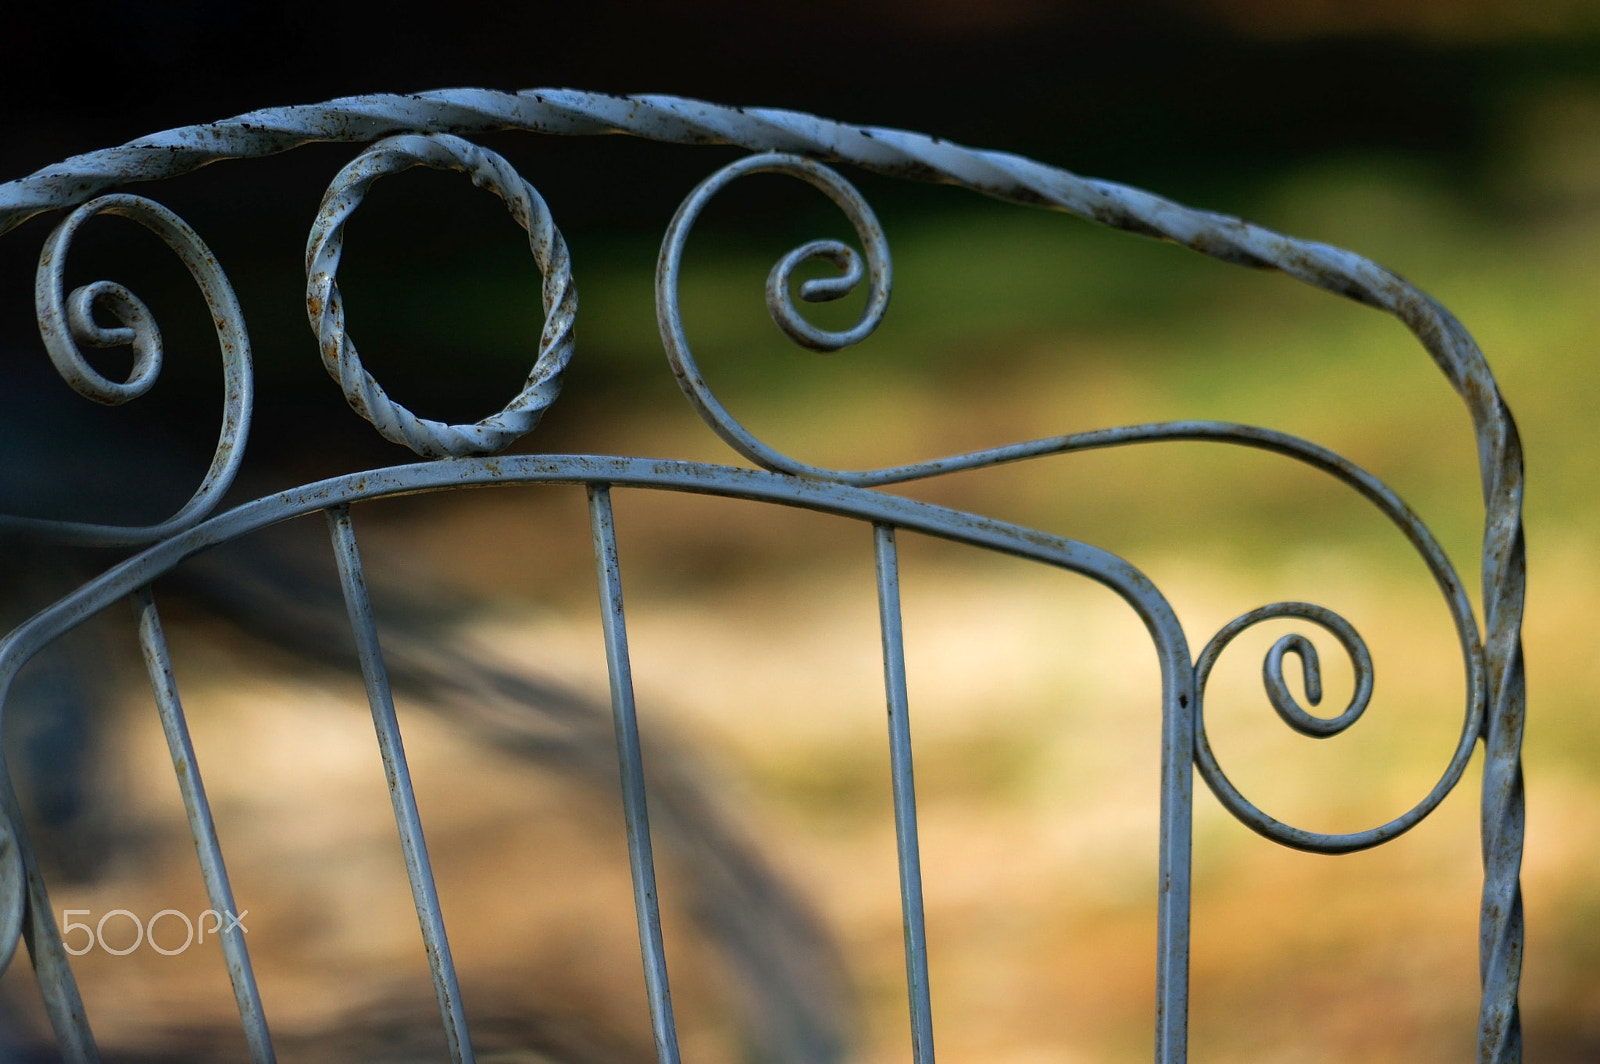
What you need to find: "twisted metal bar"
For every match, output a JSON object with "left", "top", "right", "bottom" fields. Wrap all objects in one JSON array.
[
  {"left": 3, "top": 193, "right": 253, "bottom": 546},
  {"left": 0, "top": 89, "right": 1525, "bottom": 1061},
  {"left": 306, "top": 133, "right": 576, "bottom": 457}
]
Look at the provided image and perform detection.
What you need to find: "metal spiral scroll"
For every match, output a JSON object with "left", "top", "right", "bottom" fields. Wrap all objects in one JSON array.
[
  {"left": 656, "top": 153, "right": 891, "bottom": 477},
  {"left": 306, "top": 133, "right": 577, "bottom": 458},
  {"left": 1194, "top": 594, "right": 1483, "bottom": 854},
  {"left": 2, "top": 194, "right": 254, "bottom": 547}
]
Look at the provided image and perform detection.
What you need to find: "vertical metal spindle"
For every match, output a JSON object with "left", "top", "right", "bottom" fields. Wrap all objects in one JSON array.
[
  {"left": 0, "top": 755, "right": 98, "bottom": 1063},
  {"left": 326, "top": 505, "right": 474, "bottom": 1064},
  {"left": 873, "top": 524, "right": 936, "bottom": 1064},
  {"left": 587, "top": 484, "right": 683, "bottom": 1064},
  {"left": 1155, "top": 679, "right": 1195, "bottom": 1064},
  {"left": 132, "top": 586, "right": 275, "bottom": 1064}
]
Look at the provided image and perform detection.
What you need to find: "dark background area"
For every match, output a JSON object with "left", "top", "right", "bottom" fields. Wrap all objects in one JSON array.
[
  {"left": 4, "top": 0, "right": 1597, "bottom": 181},
  {"left": 6, "top": 0, "right": 1600, "bottom": 491}
]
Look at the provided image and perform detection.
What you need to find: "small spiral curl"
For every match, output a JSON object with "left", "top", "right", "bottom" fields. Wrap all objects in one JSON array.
[
  {"left": 656, "top": 153, "right": 892, "bottom": 477},
  {"left": 17, "top": 193, "right": 254, "bottom": 546},
  {"left": 305, "top": 133, "right": 577, "bottom": 458},
  {"left": 48, "top": 279, "right": 162, "bottom": 403},
  {"left": 1194, "top": 601, "right": 1480, "bottom": 854}
]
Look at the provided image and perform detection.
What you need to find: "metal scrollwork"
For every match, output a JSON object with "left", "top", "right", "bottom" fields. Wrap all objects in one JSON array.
[
  {"left": 1215, "top": 603, "right": 1376, "bottom": 741},
  {"left": 305, "top": 133, "right": 577, "bottom": 459},
  {"left": 9, "top": 193, "right": 254, "bottom": 546},
  {"left": 1194, "top": 596, "right": 1482, "bottom": 854},
  {"left": 0, "top": 90, "right": 1529, "bottom": 1062},
  {"left": 656, "top": 152, "right": 892, "bottom": 478}
]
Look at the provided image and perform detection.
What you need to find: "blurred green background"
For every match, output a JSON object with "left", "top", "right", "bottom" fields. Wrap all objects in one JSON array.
[{"left": 3, "top": 1, "right": 1600, "bottom": 1061}]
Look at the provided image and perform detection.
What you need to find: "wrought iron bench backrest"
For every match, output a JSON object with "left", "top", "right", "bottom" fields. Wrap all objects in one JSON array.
[{"left": 0, "top": 90, "right": 1526, "bottom": 1064}]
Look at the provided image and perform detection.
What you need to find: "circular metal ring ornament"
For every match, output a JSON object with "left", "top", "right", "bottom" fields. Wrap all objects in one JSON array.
[{"left": 306, "top": 133, "right": 577, "bottom": 458}]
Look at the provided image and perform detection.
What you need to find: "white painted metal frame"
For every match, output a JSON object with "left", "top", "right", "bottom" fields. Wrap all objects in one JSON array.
[{"left": 0, "top": 90, "right": 1525, "bottom": 1064}]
